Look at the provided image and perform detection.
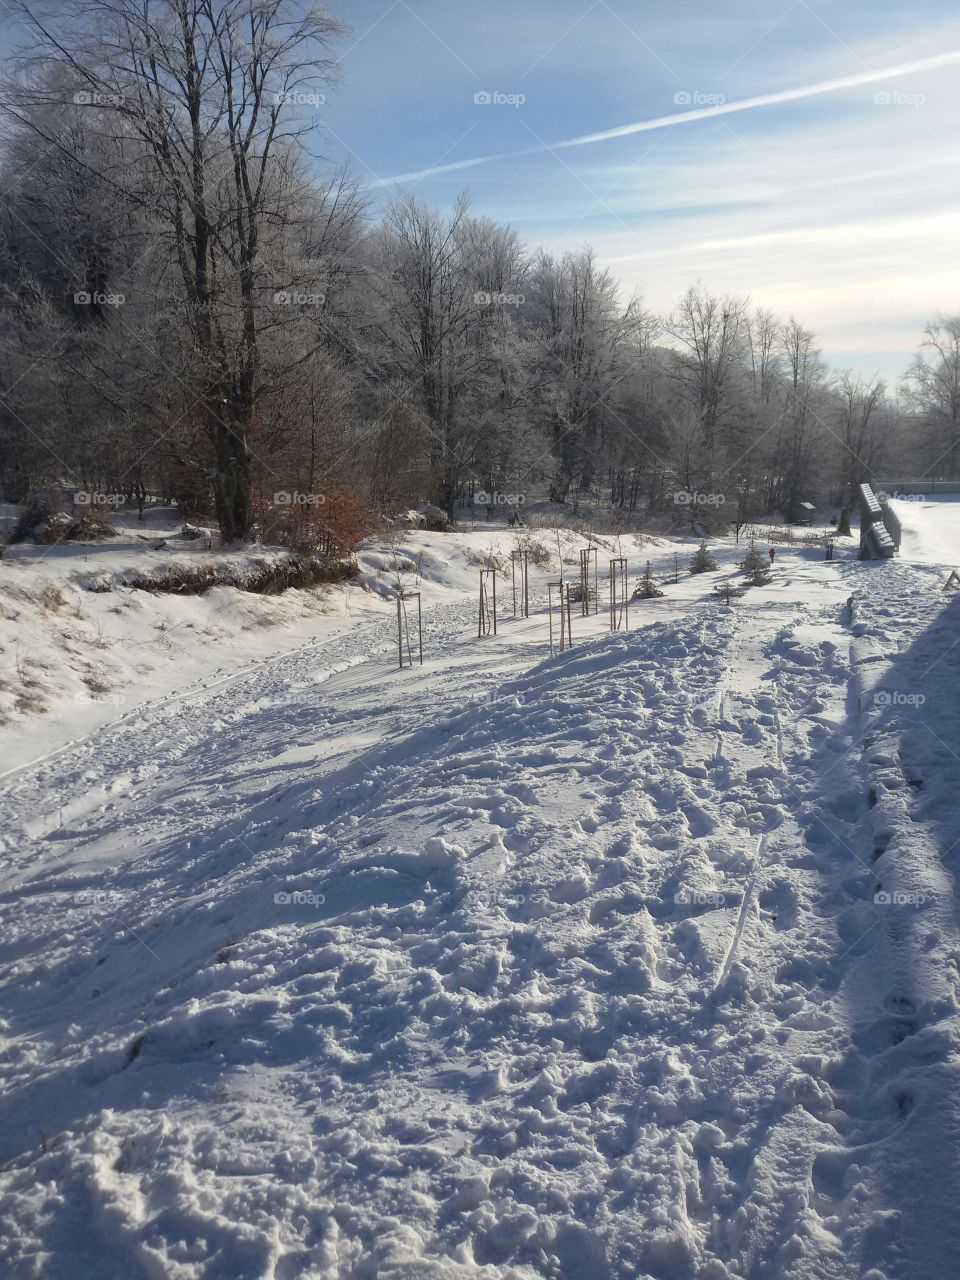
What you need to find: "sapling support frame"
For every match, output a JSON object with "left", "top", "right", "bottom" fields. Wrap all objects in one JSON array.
[
  {"left": 397, "top": 591, "right": 423, "bottom": 668},
  {"left": 479, "top": 569, "right": 497, "bottom": 637},
  {"left": 578, "top": 547, "right": 599, "bottom": 616},
  {"left": 609, "top": 558, "right": 629, "bottom": 632},
  {"left": 548, "top": 581, "right": 574, "bottom": 655},
  {"left": 511, "top": 550, "right": 530, "bottom": 618}
]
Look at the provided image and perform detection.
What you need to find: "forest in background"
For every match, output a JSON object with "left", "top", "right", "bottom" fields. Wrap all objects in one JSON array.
[{"left": 1, "top": 0, "right": 958, "bottom": 547}]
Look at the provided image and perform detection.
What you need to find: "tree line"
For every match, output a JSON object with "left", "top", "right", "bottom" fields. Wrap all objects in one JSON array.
[{"left": 0, "top": 0, "right": 957, "bottom": 545}]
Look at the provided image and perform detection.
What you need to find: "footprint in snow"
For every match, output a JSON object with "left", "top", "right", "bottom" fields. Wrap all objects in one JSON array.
[
  {"left": 758, "top": 879, "right": 799, "bottom": 930},
  {"left": 682, "top": 803, "right": 717, "bottom": 838}
]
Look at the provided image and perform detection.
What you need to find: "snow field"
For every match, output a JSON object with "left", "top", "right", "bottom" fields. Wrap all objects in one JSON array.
[{"left": 1, "top": 519, "right": 959, "bottom": 1277}]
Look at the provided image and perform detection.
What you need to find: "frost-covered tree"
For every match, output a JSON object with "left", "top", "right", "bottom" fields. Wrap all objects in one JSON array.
[
  {"left": 6, "top": 0, "right": 344, "bottom": 541},
  {"left": 525, "top": 248, "right": 638, "bottom": 508},
  {"left": 834, "top": 372, "right": 888, "bottom": 490},
  {"left": 903, "top": 315, "right": 960, "bottom": 474},
  {"left": 662, "top": 284, "right": 749, "bottom": 470}
]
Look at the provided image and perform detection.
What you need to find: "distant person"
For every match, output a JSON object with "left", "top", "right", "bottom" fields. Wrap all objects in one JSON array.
[{"left": 768, "top": 547, "right": 776, "bottom": 564}]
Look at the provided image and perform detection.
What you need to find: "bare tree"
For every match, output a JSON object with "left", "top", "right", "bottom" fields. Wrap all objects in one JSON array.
[
  {"left": 835, "top": 372, "right": 887, "bottom": 489},
  {"left": 746, "top": 306, "right": 781, "bottom": 408},
  {"left": 770, "top": 317, "right": 827, "bottom": 521},
  {"left": 662, "top": 283, "right": 749, "bottom": 460},
  {"left": 527, "top": 248, "right": 634, "bottom": 507},
  {"left": 6, "top": 0, "right": 343, "bottom": 540},
  {"left": 903, "top": 315, "right": 960, "bottom": 474}
]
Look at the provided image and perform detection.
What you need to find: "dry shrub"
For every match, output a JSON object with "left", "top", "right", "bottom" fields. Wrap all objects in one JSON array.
[
  {"left": 121, "top": 555, "right": 356, "bottom": 596},
  {"left": 72, "top": 509, "right": 118, "bottom": 540},
  {"left": 259, "top": 484, "right": 376, "bottom": 554},
  {"left": 40, "top": 582, "right": 69, "bottom": 611},
  {"left": 33, "top": 509, "right": 117, "bottom": 544},
  {"left": 747, "top": 523, "right": 827, "bottom": 546},
  {"left": 513, "top": 532, "right": 552, "bottom": 568},
  {"left": 11, "top": 493, "right": 54, "bottom": 543},
  {"left": 12, "top": 494, "right": 116, "bottom": 544},
  {"left": 467, "top": 548, "right": 508, "bottom": 572}
]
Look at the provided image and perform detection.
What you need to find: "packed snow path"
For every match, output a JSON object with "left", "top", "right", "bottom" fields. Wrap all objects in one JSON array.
[{"left": 1, "top": 548, "right": 960, "bottom": 1279}]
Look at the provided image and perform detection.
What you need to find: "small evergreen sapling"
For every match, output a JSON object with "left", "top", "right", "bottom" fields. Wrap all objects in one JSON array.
[
  {"left": 633, "top": 561, "right": 665, "bottom": 599},
  {"left": 689, "top": 540, "right": 717, "bottom": 574},
  {"left": 740, "top": 538, "right": 773, "bottom": 586},
  {"left": 713, "top": 581, "right": 746, "bottom": 605}
]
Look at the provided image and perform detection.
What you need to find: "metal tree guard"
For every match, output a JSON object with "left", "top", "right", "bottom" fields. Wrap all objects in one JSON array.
[
  {"left": 397, "top": 591, "right": 423, "bottom": 668},
  {"left": 578, "top": 547, "right": 599, "bottom": 616},
  {"left": 511, "top": 549, "right": 530, "bottom": 618},
  {"left": 479, "top": 569, "right": 497, "bottom": 637},
  {"left": 609, "top": 558, "right": 629, "bottom": 632},
  {"left": 548, "top": 581, "right": 574, "bottom": 655}
]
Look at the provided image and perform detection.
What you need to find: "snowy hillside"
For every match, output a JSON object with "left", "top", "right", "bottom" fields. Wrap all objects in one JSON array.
[
  {"left": 1, "top": 514, "right": 960, "bottom": 1278},
  {"left": 0, "top": 516, "right": 568, "bottom": 764}
]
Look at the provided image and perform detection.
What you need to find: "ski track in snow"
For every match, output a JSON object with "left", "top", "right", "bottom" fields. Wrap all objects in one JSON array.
[{"left": 1, "top": 548, "right": 959, "bottom": 1278}]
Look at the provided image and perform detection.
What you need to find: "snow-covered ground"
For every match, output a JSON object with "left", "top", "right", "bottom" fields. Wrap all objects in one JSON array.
[
  {"left": 1, "top": 513, "right": 959, "bottom": 1278},
  {"left": 889, "top": 495, "right": 960, "bottom": 566},
  {"left": 0, "top": 510, "right": 575, "bottom": 765}
]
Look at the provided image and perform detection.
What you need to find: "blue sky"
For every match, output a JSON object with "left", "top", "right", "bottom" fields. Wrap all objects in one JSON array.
[
  {"left": 318, "top": 0, "right": 960, "bottom": 383},
  {"left": 1, "top": 0, "right": 957, "bottom": 382}
]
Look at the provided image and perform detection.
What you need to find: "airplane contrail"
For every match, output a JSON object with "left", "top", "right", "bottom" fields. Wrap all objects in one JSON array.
[{"left": 374, "top": 49, "right": 960, "bottom": 186}]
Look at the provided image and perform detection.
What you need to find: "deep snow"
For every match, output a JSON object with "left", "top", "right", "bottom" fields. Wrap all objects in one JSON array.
[{"left": 1, "top": 508, "right": 959, "bottom": 1279}]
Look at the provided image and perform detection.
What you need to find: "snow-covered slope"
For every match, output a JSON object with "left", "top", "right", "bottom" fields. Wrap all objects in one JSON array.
[
  {"left": 889, "top": 495, "right": 960, "bottom": 566},
  {"left": 0, "top": 521, "right": 561, "bottom": 766},
  {"left": 1, "top": 531, "right": 959, "bottom": 1278}
]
